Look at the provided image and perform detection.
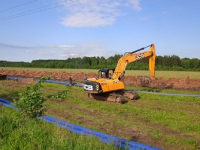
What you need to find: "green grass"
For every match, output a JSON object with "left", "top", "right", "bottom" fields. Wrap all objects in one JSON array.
[
  {"left": 1, "top": 80, "right": 200, "bottom": 150},
  {"left": 46, "top": 85, "right": 200, "bottom": 150},
  {"left": 0, "top": 67, "right": 98, "bottom": 74},
  {"left": 1, "top": 67, "right": 200, "bottom": 79},
  {"left": 0, "top": 107, "right": 119, "bottom": 150},
  {"left": 130, "top": 70, "right": 200, "bottom": 79},
  {"left": 126, "top": 85, "right": 200, "bottom": 95}
]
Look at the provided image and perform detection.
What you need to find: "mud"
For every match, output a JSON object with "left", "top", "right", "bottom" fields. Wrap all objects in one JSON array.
[{"left": 0, "top": 69, "right": 200, "bottom": 90}]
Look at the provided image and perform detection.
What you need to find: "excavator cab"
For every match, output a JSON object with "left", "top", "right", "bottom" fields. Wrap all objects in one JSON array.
[
  {"left": 84, "top": 68, "right": 116, "bottom": 94},
  {"left": 98, "top": 68, "right": 115, "bottom": 79}
]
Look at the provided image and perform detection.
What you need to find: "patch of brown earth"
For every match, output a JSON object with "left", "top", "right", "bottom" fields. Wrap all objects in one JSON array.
[
  {"left": 2, "top": 80, "right": 22, "bottom": 87},
  {"left": 1, "top": 69, "right": 200, "bottom": 90},
  {"left": 21, "top": 78, "right": 37, "bottom": 85}
]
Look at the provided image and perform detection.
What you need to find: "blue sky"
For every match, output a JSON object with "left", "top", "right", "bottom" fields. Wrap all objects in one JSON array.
[{"left": 0, "top": 0, "right": 200, "bottom": 62}]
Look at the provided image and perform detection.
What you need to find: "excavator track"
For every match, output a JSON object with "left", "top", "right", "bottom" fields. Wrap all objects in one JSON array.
[
  {"left": 88, "top": 90, "right": 138, "bottom": 104},
  {"left": 88, "top": 93, "right": 124, "bottom": 103},
  {"left": 123, "top": 90, "right": 138, "bottom": 100}
]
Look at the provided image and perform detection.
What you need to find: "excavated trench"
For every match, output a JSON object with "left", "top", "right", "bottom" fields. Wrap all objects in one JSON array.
[{"left": 0, "top": 69, "right": 200, "bottom": 91}]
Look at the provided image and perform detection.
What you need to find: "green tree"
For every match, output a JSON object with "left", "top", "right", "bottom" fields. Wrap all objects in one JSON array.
[
  {"left": 82, "top": 56, "right": 91, "bottom": 68},
  {"left": 181, "top": 58, "right": 190, "bottom": 69}
]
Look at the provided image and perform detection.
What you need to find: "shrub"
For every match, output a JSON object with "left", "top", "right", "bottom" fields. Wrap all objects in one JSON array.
[
  {"left": 47, "top": 90, "right": 67, "bottom": 99},
  {"left": 13, "top": 77, "right": 50, "bottom": 118}
]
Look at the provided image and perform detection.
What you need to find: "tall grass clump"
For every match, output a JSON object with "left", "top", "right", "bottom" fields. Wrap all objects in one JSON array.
[{"left": 0, "top": 107, "right": 119, "bottom": 150}]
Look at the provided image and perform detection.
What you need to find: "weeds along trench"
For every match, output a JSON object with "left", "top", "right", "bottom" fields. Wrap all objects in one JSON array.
[{"left": 1, "top": 76, "right": 200, "bottom": 150}]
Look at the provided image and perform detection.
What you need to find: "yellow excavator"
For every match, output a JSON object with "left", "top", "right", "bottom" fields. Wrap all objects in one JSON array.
[{"left": 84, "top": 44, "right": 156, "bottom": 103}]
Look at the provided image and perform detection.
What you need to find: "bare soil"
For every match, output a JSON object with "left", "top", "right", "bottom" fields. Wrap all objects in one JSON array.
[{"left": 1, "top": 69, "right": 200, "bottom": 90}]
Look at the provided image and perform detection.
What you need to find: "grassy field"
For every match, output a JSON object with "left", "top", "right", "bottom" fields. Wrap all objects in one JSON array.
[
  {"left": 0, "top": 80, "right": 200, "bottom": 150},
  {"left": 0, "top": 107, "right": 118, "bottom": 150},
  {"left": 1, "top": 67, "right": 200, "bottom": 79},
  {"left": 126, "top": 86, "right": 200, "bottom": 95}
]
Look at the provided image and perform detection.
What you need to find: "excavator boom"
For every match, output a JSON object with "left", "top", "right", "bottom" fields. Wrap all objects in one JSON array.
[{"left": 112, "top": 44, "right": 156, "bottom": 81}]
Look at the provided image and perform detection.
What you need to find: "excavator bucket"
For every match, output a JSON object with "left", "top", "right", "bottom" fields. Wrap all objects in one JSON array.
[
  {"left": 0, "top": 74, "right": 7, "bottom": 80},
  {"left": 140, "top": 76, "right": 151, "bottom": 87}
]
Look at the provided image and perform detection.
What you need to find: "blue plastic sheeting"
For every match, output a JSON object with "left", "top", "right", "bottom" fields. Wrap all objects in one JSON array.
[
  {"left": 8, "top": 77, "right": 84, "bottom": 87},
  {"left": 0, "top": 98, "right": 16, "bottom": 109},
  {"left": 40, "top": 115, "right": 162, "bottom": 150},
  {"left": 42, "top": 79, "right": 70, "bottom": 85},
  {"left": 7, "top": 77, "right": 24, "bottom": 81},
  {"left": 42, "top": 79, "right": 83, "bottom": 87},
  {"left": 0, "top": 97, "right": 162, "bottom": 150}
]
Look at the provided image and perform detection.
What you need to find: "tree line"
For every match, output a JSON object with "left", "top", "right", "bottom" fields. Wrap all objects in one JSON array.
[{"left": 0, "top": 55, "right": 200, "bottom": 71}]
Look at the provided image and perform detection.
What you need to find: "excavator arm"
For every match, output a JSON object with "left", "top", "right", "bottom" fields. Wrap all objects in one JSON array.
[{"left": 112, "top": 44, "right": 156, "bottom": 80}]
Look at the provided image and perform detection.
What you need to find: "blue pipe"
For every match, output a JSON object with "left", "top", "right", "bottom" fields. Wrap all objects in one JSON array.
[
  {"left": 43, "top": 80, "right": 83, "bottom": 87},
  {"left": 0, "top": 97, "right": 13, "bottom": 104},
  {"left": 40, "top": 115, "right": 161, "bottom": 150},
  {"left": 7, "top": 77, "right": 84, "bottom": 87},
  {"left": 0, "top": 97, "right": 162, "bottom": 150},
  {"left": 7, "top": 77, "right": 24, "bottom": 81},
  {"left": 0, "top": 98, "right": 15, "bottom": 109}
]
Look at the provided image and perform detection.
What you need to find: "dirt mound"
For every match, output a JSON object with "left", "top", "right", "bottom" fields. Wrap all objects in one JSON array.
[
  {"left": 147, "top": 76, "right": 200, "bottom": 90},
  {"left": 123, "top": 76, "right": 141, "bottom": 86},
  {"left": 1, "top": 69, "right": 200, "bottom": 90},
  {"left": 21, "top": 78, "right": 37, "bottom": 85},
  {"left": 148, "top": 77, "right": 173, "bottom": 89}
]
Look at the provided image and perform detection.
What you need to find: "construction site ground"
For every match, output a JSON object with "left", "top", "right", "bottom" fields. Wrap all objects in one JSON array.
[
  {"left": 1, "top": 69, "right": 200, "bottom": 91},
  {"left": 0, "top": 69, "right": 200, "bottom": 150}
]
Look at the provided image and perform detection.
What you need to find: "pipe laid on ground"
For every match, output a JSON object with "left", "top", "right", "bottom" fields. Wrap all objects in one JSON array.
[
  {"left": 8, "top": 77, "right": 83, "bottom": 87},
  {"left": 0, "top": 98, "right": 16, "bottom": 109}
]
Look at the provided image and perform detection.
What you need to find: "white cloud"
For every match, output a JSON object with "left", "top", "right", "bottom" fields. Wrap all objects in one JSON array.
[
  {"left": 26, "top": 50, "right": 56, "bottom": 55},
  {"left": 1, "top": 42, "right": 115, "bottom": 60},
  {"left": 60, "top": 0, "right": 141, "bottom": 27},
  {"left": 58, "top": 41, "right": 115, "bottom": 58},
  {"left": 46, "top": 45, "right": 74, "bottom": 49},
  {"left": 128, "top": 0, "right": 142, "bottom": 11},
  {"left": 23, "top": 42, "right": 115, "bottom": 59},
  {"left": 61, "top": 12, "right": 115, "bottom": 27},
  {"left": 59, "top": 53, "right": 78, "bottom": 57}
]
